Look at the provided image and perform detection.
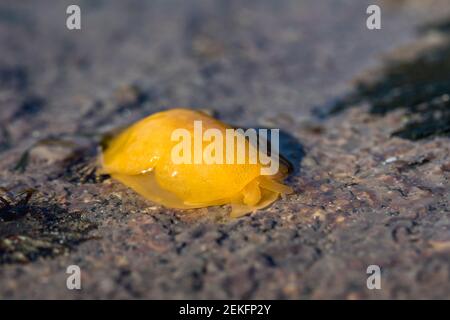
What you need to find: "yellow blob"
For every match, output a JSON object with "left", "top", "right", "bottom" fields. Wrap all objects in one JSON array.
[{"left": 100, "top": 108, "right": 292, "bottom": 217}]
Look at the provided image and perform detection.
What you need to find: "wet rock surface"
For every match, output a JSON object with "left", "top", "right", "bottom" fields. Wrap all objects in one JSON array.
[
  {"left": 0, "top": 0, "right": 450, "bottom": 299},
  {"left": 317, "top": 30, "right": 450, "bottom": 141}
]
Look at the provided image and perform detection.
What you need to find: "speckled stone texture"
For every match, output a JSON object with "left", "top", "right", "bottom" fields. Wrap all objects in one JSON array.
[{"left": 0, "top": 0, "right": 449, "bottom": 299}]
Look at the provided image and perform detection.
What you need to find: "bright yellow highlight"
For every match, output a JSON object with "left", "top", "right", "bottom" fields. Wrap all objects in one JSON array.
[{"left": 100, "top": 108, "right": 292, "bottom": 217}]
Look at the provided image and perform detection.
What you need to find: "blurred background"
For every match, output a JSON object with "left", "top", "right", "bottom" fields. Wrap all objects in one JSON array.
[{"left": 1, "top": 0, "right": 450, "bottom": 299}]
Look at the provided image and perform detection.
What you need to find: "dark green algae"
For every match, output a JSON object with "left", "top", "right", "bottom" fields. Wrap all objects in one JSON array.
[{"left": 315, "top": 20, "right": 450, "bottom": 141}]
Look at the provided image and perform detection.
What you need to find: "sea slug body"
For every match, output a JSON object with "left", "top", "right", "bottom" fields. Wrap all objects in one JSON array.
[{"left": 100, "top": 108, "right": 292, "bottom": 217}]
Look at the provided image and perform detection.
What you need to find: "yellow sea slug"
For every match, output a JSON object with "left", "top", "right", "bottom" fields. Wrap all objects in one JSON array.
[{"left": 100, "top": 108, "right": 292, "bottom": 217}]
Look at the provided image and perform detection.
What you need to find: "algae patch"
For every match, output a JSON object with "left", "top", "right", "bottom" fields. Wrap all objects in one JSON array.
[
  {"left": 316, "top": 21, "right": 450, "bottom": 141},
  {"left": 0, "top": 188, "right": 97, "bottom": 264}
]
